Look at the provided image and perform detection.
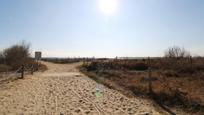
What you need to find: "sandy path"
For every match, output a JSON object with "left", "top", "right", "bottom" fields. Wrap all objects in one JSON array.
[{"left": 0, "top": 61, "right": 162, "bottom": 115}]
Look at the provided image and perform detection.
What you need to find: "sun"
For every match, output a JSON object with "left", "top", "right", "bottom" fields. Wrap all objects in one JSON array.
[{"left": 98, "top": 0, "right": 119, "bottom": 16}]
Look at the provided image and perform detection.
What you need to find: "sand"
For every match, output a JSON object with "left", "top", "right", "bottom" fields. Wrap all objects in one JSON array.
[{"left": 0, "top": 61, "right": 162, "bottom": 115}]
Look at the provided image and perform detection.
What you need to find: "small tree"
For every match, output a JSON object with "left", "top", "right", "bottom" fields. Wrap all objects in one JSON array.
[
  {"left": 163, "top": 46, "right": 194, "bottom": 73},
  {"left": 3, "top": 42, "right": 31, "bottom": 70},
  {"left": 165, "top": 46, "right": 191, "bottom": 58}
]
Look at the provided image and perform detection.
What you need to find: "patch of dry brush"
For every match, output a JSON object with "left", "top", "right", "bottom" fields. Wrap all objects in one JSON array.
[{"left": 80, "top": 57, "right": 204, "bottom": 114}]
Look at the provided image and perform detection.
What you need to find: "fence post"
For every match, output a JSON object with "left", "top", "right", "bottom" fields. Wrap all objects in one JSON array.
[
  {"left": 190, "top": 56, "right": 193, "bottom": 71},
  {"left": 21, "top": 65, "right": 24, "bottom": 79},
  {"left": 148, "top": 57, "right": 153, "bottom": 94},
  {"left": 31, "top": 65, "right": 33, "bottom": 75}
]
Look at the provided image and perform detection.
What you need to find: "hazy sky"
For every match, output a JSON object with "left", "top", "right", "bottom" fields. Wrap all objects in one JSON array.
[{"left": 0, "top": 0, "right": 203, "bottom": 57}]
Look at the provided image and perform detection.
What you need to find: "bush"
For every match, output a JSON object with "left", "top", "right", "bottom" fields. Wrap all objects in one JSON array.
[
  {"left": 3, "top": 42, "right": 31, "bottom": 70},
  {"left": 165, "top": 46, "right": 191, "bottom": 58},
  {"left": 86, "top": 62, "right": 98, "bottom": 71},
  {"left": 125, "top": 62, "right": 148, "bottom": 71}
]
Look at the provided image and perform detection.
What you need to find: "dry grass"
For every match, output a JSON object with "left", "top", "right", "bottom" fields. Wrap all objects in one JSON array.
[
  {"left": 37, "top": 63, "right": 48, "bottom": 72},
  {"left": 80, "top": 58, "right": 204, "bottom": 114}
]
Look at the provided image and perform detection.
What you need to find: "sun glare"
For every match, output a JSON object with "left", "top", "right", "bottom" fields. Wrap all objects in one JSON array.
[{"left": 98, "top": 0, "right": 119, "bottom": 16}]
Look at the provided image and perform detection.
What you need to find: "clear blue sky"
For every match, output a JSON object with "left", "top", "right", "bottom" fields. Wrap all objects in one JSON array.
[{"left": 0, "top": 0, "right": 203, "bottom": 57}]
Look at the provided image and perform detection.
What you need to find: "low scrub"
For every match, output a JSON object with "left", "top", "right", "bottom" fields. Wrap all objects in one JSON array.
[
  {"left": 84, "top": 60, "right": 148, "bottom": 71},
  {"left": 42, "top": 58, "right": 80, "bottom": 64},
  {"left": 80, "top": 58, "right": 204, "bottom": 114}
]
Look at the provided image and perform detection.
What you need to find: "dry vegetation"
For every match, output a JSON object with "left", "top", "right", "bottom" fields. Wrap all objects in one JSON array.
[
  {"left": 80, "top": 47, "right": 204, "bottom": 114},
  {"left": 0, "top": 42, "right": 47, "bottom": 80},
  {"left": 42, "top": 58, "right": 81, "bottom": 64}
]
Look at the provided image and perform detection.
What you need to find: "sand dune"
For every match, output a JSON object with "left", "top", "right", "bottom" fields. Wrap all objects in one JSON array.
[{"left": 0, "top": 61, "right": 162, "bottom": 115}]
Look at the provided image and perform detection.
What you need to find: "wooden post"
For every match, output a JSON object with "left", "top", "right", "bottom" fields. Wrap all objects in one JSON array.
[
  {"left": 21, "top": 65, "right": 24, "bottom": 79},
  {"left": 148, "top": 57, "right": 153, "bottom": 94},
  {"left": 31, "top": 65, "right": 33, "bottom": 75},
  {"left": 190, "top": 56, "right": 193, "bottom": 71},
  {"left": 36, "top": 60, "right": 39, "bottom": 71}
]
